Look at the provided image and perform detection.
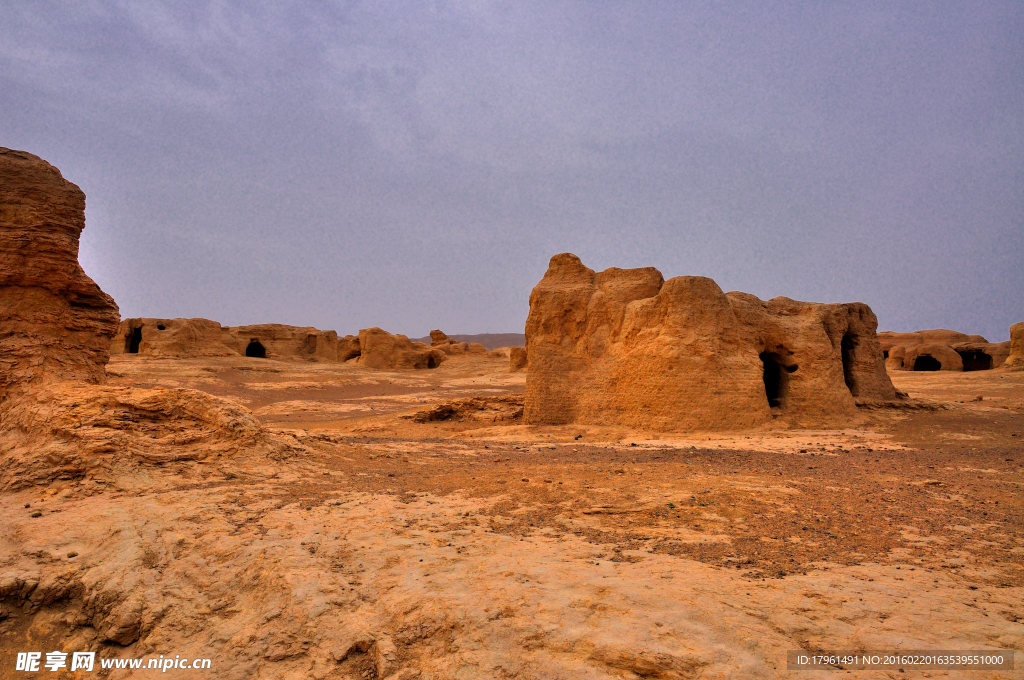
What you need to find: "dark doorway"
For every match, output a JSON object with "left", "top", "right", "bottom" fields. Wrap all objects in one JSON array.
[
  {"left": 245, "top": 340, "right": 266, "bottom": 358},
  {"left": 882, "top": 350, "right": 889, "bottom": 359},
  {"left": 126, "top": 327, "right": 142, "bottom": 354},
  {"left": 427, "top": 355, "right": 437, "bottom": 369},
  {"left": 303, "top": 334, "right": 318, "bottom": 355},
  {"left": 957, "top": 350, "right": 992, "bottom": 372},
  {"left": 760, "top": 352, "right": 789, "bottom": 408},
  {"left": 841, "top": 332, "right": 858, "bottom": 396},
  {"left": 913, "top": 355, "right": 941, "bottom": 371}
]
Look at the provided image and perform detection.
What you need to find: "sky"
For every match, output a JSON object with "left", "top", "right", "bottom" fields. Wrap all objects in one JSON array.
[{"left": 2, "top": 1, "right": 1022, "bottom": 340}]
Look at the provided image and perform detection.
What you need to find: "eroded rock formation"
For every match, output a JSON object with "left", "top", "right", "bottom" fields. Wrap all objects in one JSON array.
[
  {"left": 358, "top": 327, "right": 447, "bottom": 369},
  {"left": 878, "top": 330, "right": 1010, "bottom": 372},
  {"left": 0, "top": 148, "right": 120, "bottom": 397},
  {"left": 525, "top": 254, "right": 897, "bottom": 430},
  {"left": 428, "top": 329, "right": 487, "bottom": 356},
  {"left": 0, "top": 383, "right": 272, "bottom": 489},
  {"left": 110, "top": 319, "right": 484, "bottom": 369},
  {"left": 509, "top": 346, "right": 528, "bottom": 372},
  {"left": 405, "top": 395, "right": 524, "bottom": 423},
  {"left": 1005, "top": 322, "right": 1024, "bottom": 371},
  {"left": 0, "top": 149, "right": 280, "bottom": 488},
  {"left": 111, "top": 318, "right": 344, "bottom": 361}
]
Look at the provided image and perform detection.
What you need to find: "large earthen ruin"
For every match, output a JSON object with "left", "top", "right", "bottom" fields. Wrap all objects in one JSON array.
[
  {"left": 878, "top": 329, "right": 1010, "bottom": 372},
  {"left": 109, "top": 318, "right": 484, "bottom": 370},
  {"left": 524, "top": 254, "right": 898, "bottom": 430},
  {"left": 111, "top": 317, "right": 343, "bottom": 361},
  {"left": 0, "top": 149, "right": 120, "bottom": 397}
]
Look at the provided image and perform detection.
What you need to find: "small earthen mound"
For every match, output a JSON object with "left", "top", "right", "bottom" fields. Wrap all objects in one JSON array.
[
  {"left": 358, "top": 328, "right": 446, "bottom": 369},
  {"left": 426, "top": 328, "right": 488, "bottom": 356},
  {"left": 0, "top": 383, "right": 271, "bottom": 489},
  {"left": 111, "top": 318, "right": 346, "bottom": 361},
  {"left": 405, "top": 395, "right": 524, "bottom": 423}
]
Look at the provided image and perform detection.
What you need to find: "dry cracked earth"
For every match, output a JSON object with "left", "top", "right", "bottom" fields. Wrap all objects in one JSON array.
[{"left": 1, "top": 353, "right": 1023, "bottom": 679}]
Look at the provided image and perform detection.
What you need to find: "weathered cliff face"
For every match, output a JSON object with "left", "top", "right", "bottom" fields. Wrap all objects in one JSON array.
[
  {"left": 0, "top": 148, "right": 120, "bottom": 398},
  {"left": 509, "top": 346, "right": 528, "bottom": 372},
  {"left": 0, "top": 150, "right": 280, "bottom": 489},
  {"left": 878, "top": 330, "right": 1010, "bottom": 372},
  {"left": 525, "top": 254, "right": 897, "bottom": 430},
  {"left": 110, "top": 318, "right": 238, "bottom": 358},
  {"left": 877, "top": 330, "right": 988, "bottom": 348},
  {"left": 1005, "top": 322, "right": 1024, "bottom": 371}
]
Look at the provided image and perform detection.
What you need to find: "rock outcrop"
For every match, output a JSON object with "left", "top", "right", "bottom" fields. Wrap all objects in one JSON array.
[
  {"left": 1005, "top": 322, "right": 1024, "bottom": 371},
  {"left": 878, "top": 330, "right": 1010, "bottom": 372},
  {"left": 358, "top": 328, "right": 447, "bottom": 370},
  {"left": 524, "top": 254, "right": 897, "bottom": 430},
  {"left": 415, "top": 332, "right": 526, "bottom": 351},
  {"left": 110, "top": 319, "right": 466, "bottom": 369},
  {"left": 0, "top": 148, "right": 120, "bottom": 398},
  {"left": 509, "top": 346, "right": 528, "bottom": 372},
  {"left": 427, "top": 329, "right": 487, "bottom": 356},
  {"left": 405, "top": 395, "right": 524, "bottom": 423},
  {"left": 111, "top": 318, "right": 344, "bottom": 361},
  {"left": 0, "top": 149, "right": 281, "bottom": 488},
  {"left": 0, "top": 383, "right": 271, "bottom": 489},
  {"left": 338, "top": 333, "right": 362, "bottom": 362}
]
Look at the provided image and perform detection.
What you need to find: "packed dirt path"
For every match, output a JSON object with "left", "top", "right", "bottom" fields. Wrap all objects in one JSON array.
[{"left": 1, "top": 353, "right": 1022, "bottom": 678}]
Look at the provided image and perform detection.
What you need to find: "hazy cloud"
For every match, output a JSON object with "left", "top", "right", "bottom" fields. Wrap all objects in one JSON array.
[{"left": 2, "top": 1, "right": 1021, "bottom": 338}]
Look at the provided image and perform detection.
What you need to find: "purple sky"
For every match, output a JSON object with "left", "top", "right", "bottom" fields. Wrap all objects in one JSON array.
[{"left": 3, "top": 2, "right": 1022, "bottom": 340}]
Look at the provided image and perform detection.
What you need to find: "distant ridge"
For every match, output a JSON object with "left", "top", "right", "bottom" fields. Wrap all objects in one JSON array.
[{"left": 412, "top": 333, "right": 525, "bottom": 350}]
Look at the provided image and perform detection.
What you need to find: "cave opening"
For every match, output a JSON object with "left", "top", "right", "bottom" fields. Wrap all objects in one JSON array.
[
  {"left": 913, "top": 355, "right": 941, "bottom": 371},
  {"left": 245, "top": 340, "right": 266, "bottom": 358},
  {"left": 427, "top": 355, "right": 437, "bottom": 369},
  {"left": 126, "top": 327, "right": 142, "bottom": 354},
  {"left": 841, "top": 332, "right": 858, "bottom": 396},
  {"left": 303, "top": 334, "right": 318, "bottom": 355},
  {"left": 957, "top": 350, "right": 992, "bottom": 372},
  {"left": 882, "top": 350, "right": 889, "bottom": 359},
  {"left": 760, "top": 352, "right": 793, "bottom": 408}
]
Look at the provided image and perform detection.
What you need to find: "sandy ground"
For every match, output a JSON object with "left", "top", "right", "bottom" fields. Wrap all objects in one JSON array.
[{"left": 1, "top": 354, "right": 1022, "bottom": 678}]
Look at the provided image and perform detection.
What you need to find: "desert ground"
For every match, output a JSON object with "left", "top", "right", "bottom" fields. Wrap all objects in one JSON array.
[{"left": 1, "top": 351, "right": 1021, "bottom": 679}]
